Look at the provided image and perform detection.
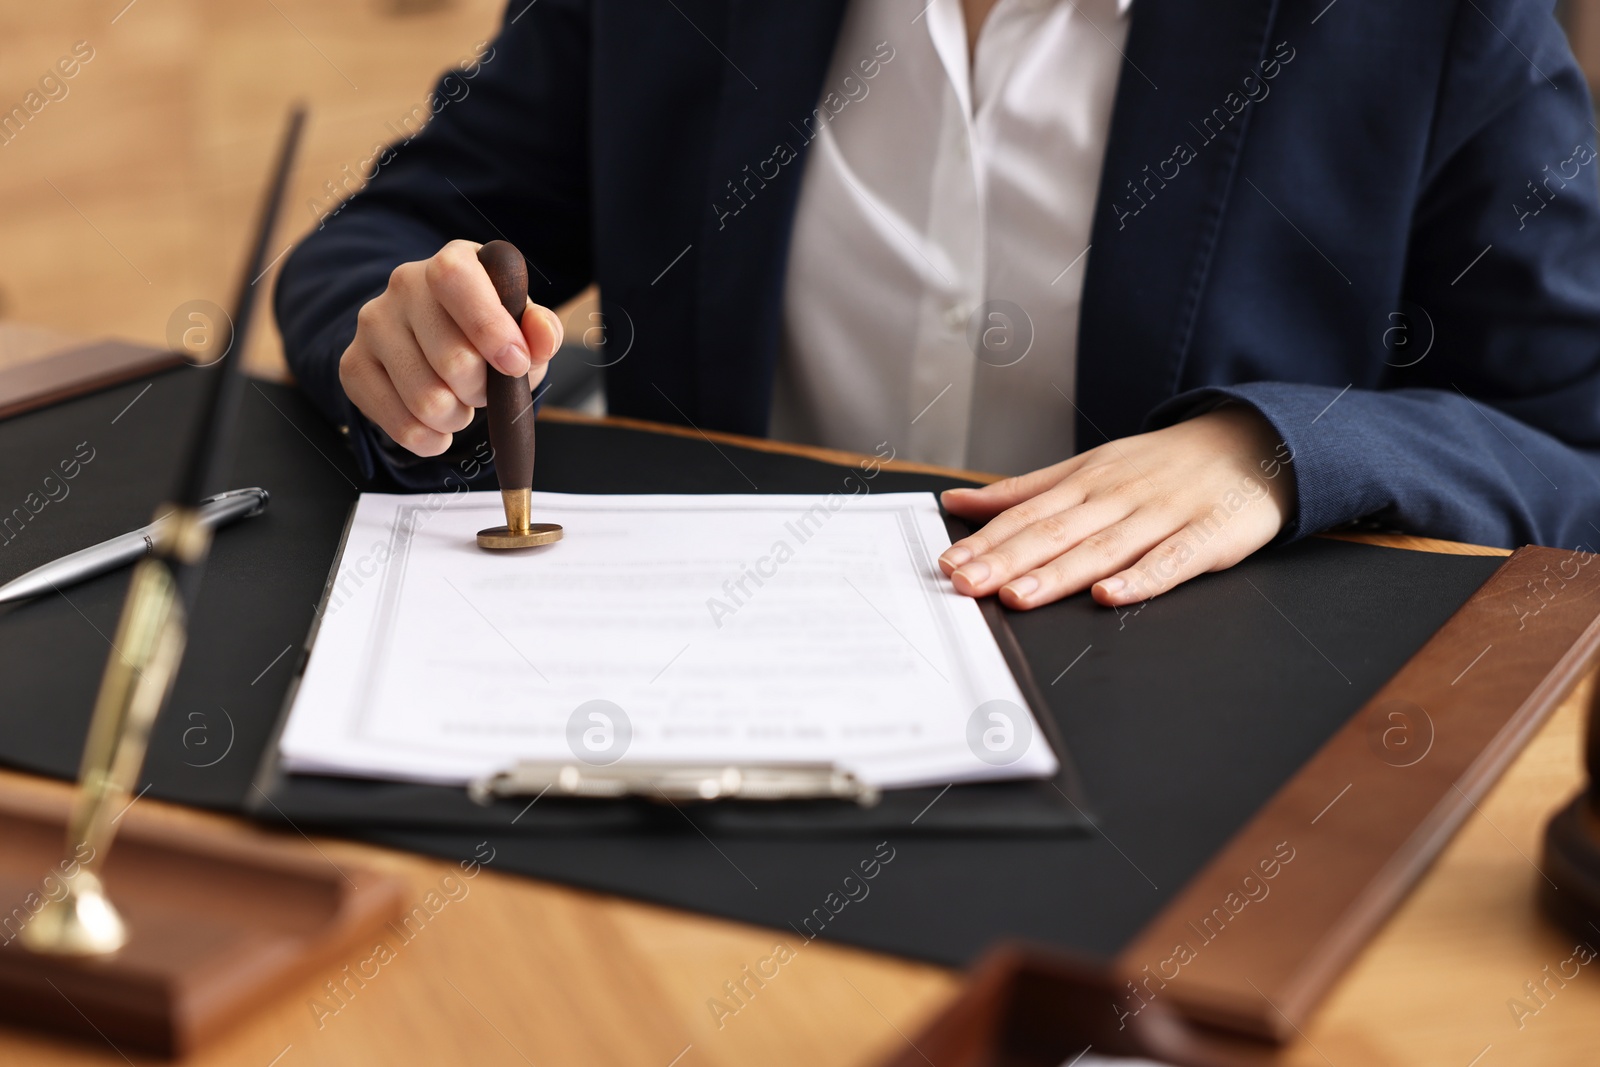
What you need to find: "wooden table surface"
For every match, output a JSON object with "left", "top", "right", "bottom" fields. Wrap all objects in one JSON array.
[{"left": 0, "top": 327, "right": 1596, "bottom": 1067}]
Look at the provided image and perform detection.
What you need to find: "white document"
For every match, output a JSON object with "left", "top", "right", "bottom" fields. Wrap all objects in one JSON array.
[{"left": 278, "top": 491, "right": 1058, "bottom": 790}]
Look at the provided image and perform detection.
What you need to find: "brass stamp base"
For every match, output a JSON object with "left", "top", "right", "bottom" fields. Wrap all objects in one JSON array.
[{"left": 477, "top": 523, "right": 564, "bottom": 550}]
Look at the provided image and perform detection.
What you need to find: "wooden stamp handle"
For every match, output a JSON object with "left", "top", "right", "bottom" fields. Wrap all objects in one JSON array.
[{"left": 477, "top": 240, "right": 535, "bottom": 492}]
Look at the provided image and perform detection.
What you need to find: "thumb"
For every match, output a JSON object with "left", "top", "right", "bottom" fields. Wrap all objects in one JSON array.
[{"left": 520, "top": 299, "right": 565, "bottom": 367}]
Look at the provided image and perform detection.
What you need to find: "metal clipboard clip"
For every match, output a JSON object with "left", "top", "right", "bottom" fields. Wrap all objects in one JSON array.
[{"left": 467, "top": 761, "right": 881, "bottom": 807}]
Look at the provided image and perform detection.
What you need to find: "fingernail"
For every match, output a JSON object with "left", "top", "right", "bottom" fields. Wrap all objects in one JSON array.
[
  {"left": 1095, "top": 576, "right": 1126, "bottom": 596},
  {"left": 955, "top": 561, "right": 990, "bottom": 586},
  {"left": 541, "top": 306, "right": 565, "bottom": 352},
  {"left": 1004, "top": 576, "right": 1039, "bottom": 599},
  {"left": 941, "top": 547, "right": 972, "bottom": 569},
  {"left": 493, "top": 342, "right": 529, "bottom": 375}
]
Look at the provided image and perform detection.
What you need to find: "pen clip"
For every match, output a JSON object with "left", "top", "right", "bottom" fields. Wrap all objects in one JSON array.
[{"left": 197, "top": 487, "right": 271, "bottom": 519}]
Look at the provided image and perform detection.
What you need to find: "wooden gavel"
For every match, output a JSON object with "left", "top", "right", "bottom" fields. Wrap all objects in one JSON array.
[
  {"left": 474, "top": 240, "right": 563, "bottom": 551},
  {"left": 1542, "top": 686, "right": 1600, "bottom": 935}
]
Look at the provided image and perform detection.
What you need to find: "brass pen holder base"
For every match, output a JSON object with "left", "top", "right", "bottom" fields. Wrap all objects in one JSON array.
[
  {"left": 0, "top": 788, "right": 405, "bottom": 1056},
  {"left": 16, "top": 870, "right": 125, "bottom": 957}
]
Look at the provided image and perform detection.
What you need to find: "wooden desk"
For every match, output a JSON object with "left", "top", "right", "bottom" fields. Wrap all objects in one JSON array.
[{"left": 0, "top": 327, "right": 1595, "bottom": 1067}]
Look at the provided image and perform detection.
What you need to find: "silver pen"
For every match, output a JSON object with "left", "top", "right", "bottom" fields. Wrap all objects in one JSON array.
[{"left": 0, "top": 487, "right": 270, "bottom": 606}]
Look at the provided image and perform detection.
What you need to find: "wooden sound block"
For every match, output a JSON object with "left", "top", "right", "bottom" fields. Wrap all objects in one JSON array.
[{"left": 0, "top": 787, "right": 406, "bottom": 1056}]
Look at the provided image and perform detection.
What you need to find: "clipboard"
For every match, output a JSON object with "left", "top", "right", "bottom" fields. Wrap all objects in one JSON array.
[{"left": 246, "top": 500, "right": 1095, "bottom": 835}]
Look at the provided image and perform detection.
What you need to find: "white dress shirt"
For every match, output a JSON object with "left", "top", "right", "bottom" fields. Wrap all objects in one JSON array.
[{"left": 771, "top": 0, "right": 1132, "bottom": 473}]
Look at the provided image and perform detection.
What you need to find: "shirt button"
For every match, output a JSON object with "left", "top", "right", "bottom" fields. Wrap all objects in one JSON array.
[{"left": 942, "top": 303, "right": 971, "bottom": 334}]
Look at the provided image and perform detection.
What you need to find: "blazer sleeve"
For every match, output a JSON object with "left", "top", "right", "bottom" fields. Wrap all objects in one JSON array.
[
  {"left": 272, "top": 0, "right": 592, "bottom": 488},
  {"left": 1150, "top": 0, "right": 1600, "bottom": 550}
]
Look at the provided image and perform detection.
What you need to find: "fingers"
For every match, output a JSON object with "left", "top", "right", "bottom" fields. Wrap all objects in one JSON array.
[
  {"left": 357, "top": 299, "right": 474, "bottom": 438},
  {"left": 424, "top": 239, "right": 531, "bottom": 376},
  {"left": 997, "top": 515, "right": 1171, "bottom": 610},
  {"left": 936, "top": 409, "right": 1293, "bottom": 611},
  {"left": 409, "top": 298, "right": 489, "bottom": 408},
  {"left": 938, "top": 476, "right": 1091, "bottom": 577},
  {"left": 1090, "top": 525, "right": 1226, "bottom": 607},
  {"left": 411, "top": 289, "right": 564, "bottom": 412},
  {"left": 996, "top": 502, "right": 1279, "bottom": 610},
  {"left": 946, "top": 498, "right": 1135, "bottom": 598},
  {"left": 940, "top": 459, "right": 1079, "bottom": 523},
  {"left": 338, "top": 342, "right": 451, "bottom": 457},
  {"left": 1091, "top": 507, "right": 1275, "bottom": 606}
]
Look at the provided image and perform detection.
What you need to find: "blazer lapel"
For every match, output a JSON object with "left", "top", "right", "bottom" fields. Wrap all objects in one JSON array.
[
  {"left": 1076, "top": 0, "right": 1284, "bottom": 445},
  {"left": 689, "top": 0, "right": 850, "bottom": 436}
]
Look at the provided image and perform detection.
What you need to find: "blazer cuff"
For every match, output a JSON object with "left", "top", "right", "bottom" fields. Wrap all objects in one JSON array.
[
  {"left": 287, "top": 298, "right": 476, "bottom": 492},
  {"left": 1145, "top": 382, "right": 1393, "bottom": 542}
]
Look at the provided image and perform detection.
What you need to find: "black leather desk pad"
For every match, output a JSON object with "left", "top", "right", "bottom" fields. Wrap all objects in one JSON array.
[
  {"left": 0, "top": 360, "right": 1087, "bottom": 834},
  {"left": 0, "top": 357, "right": 1503, "bottom": 966}
]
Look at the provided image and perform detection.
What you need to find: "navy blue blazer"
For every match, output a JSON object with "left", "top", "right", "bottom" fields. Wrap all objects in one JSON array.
[{"left": 275, "top": 0, "right": 1600, "bottom": 550}]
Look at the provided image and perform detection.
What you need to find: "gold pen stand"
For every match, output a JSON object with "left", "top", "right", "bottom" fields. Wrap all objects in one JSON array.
[{"left": 0, "top": 508, "right": 406, "bottom": 1055}]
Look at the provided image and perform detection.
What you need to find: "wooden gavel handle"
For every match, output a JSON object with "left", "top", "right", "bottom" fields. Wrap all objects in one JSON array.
[
  {"left": 476, "top": 240, "right": 535, "bottom": 492},
  {"left": 1586, "top": 681, "right": 1600, "bottom": 812}
]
